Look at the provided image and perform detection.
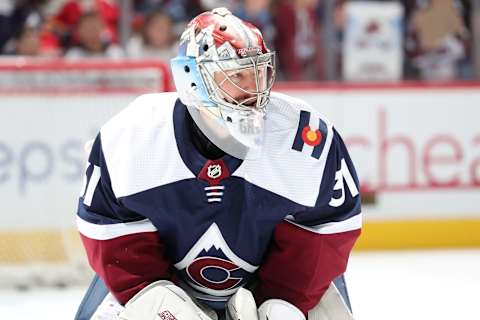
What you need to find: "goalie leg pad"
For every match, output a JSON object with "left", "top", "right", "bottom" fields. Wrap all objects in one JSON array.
[
  {"left": 307, "top": 282, "right": 354, "bottom": 320},
  {"left": 75, "top": 275, "right": 109, "bottom": 320},
  {"left": 91, "top": 293, "right": 124, "bottom": 320},
  {"left": 118, "top": 280, "right": 217, "bottom": 320},
  {"left": 257, "top": 299, "right": 306, "bottom": 320}
]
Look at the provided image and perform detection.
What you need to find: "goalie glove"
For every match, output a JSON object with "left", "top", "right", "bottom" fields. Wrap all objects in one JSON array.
[
  {"left": 257, "top": 282, "right": 354, "bottom": 320},
  {"left": 118, "top": 280, "right": 217, "bottom": 320},
  {"left": 257, "top": 299, "right": 306, "bottom": 320},
  {"left": 225, "top": 287, "right": 259, "bottom": 320}
]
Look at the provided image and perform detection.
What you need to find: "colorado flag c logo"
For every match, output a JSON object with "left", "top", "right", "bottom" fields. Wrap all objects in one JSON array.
[{"left": 292, "top": 110, "right": 328, "bottom": 159}]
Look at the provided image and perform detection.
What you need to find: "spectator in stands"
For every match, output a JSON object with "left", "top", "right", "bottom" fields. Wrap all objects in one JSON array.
[
  {"left": 126, "top": 11, "right": 177, "bottom": 60},
  {"left": 273, "top": 0, "right": 323, "bottom": 81},
  {"left": 65, "top": 11, "right": 124, "bottom": 59},
  {"left": 0, "top": 0, "right": 60, "bottom": 56},
  {"left": 406, "top": 0, "right": 470, "bottom": 81},
  {"left": 133, "top": 0, "right": 205, "bottom": 23},
  {"left": 200, "top": 0, "right": 237, "bottom": 11},
  {"left": 55, "top": 0, "right": 119, "bottom": 47},
  {"left": 9, "top": 26, "right": 43, "bottom": 56},
  {"left": 233, "top": 0, "right": 275, "bottom": 50},
  {"left": 0, "top": 1, "right": 17, "bottom": 53}
]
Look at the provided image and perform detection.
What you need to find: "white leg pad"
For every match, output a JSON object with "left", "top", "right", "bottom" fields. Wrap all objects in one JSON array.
[
  {"left": 118, "top": 280, "right": 217, "bottom": 320},
  {"left": 91, "top": 293, "right": 125, "bottom": 320},
  {"left": 307, "top": 282, "right": 354, "bottom": 320}
]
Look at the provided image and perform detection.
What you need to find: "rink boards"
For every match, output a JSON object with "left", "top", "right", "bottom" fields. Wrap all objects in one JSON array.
[{"left": 1, "top": 83, "right": 479, "bottom": 258}]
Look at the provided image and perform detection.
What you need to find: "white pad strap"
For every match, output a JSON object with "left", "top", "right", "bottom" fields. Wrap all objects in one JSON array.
[
  {"left": 258, "top": 299, "right": 306, "bottom": 320},
  {"left": 308, "top": 282, "right": 354, "bottom": 320},
  {"left": 118, "top": 280, "right": 217, "bottom": 320}
]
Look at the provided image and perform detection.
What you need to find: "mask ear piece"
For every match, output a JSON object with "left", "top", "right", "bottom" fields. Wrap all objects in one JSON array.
[{"left": 170, "top": 56, "right": 215, "bottom": 109}]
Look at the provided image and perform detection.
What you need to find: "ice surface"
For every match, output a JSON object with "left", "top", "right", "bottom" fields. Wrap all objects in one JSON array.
[
  {"left": 0, "top": 249, "right": 479, "bottom": 319},
  {"left": 347, "top": 249, "right": 480, "bottom": 320}
]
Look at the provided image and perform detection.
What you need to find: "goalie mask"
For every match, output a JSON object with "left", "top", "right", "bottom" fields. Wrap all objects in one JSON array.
[{"left": 171, "top": 7, "right": 275, "bottom": 160}]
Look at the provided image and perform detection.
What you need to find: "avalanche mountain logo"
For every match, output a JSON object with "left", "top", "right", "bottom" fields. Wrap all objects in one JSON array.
[{"left": 174, "top": 223, "right": 258, "bottom": 296}]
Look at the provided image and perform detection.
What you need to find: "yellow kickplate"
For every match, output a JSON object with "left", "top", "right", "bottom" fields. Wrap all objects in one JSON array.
[
  {"left": 355, "top": 219, "right": 480, "bottom": 250},
  {"left": 1, "top": 220, "right": 479, "bottom": 263},
  {"left": 0, "top": 229, "right": 82, "bottom": 263}
]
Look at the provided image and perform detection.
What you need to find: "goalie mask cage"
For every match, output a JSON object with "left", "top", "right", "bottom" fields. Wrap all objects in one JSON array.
[{"left": 0, "top": 58, "right": 172, "bottom": 288}]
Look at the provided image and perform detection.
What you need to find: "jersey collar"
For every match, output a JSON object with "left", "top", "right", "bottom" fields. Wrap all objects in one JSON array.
[{"left": 173, "top": 100, "right": 243, "bottom": 177}]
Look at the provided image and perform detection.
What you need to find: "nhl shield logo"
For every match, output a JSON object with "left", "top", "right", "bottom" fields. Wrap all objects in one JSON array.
[
  {"left": 207, "top": 164, "right": 222, "bottom": 179},
  {"left": 199, "top": 160, "right": 230, "bottom": 186}
]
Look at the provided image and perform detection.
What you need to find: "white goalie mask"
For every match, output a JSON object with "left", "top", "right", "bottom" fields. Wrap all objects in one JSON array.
[{"left": 171, "top": 7, "right": 275, "bottom": 159}]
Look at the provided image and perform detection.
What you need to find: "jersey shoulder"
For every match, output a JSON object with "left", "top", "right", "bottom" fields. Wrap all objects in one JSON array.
[
  {"left": 267, "top": 91, "right": 335, "bottom": 160},
  {"left": 235, "top": 92, "right": 336, "bottom": 207},
  {"left": 101, "top": 92, "right": 179, "bottom": 134},
  {"left": 269, "top": 91, "right": 332, "bottom": 126},
  {"left": 98, "top": 92, "right": 194, "bottom": 198}
]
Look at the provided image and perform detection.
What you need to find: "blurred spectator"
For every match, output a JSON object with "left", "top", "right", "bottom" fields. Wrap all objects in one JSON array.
[
  {"left": 55, "top": 0, "right": 119, "bottom": 48},
  {"left": 200, "top": 0, "right": 237, "bottom": 11},
  {"left": 0, "top": 0, "right": 59, "bottom": 55},
  {"left": 4, "top": 24, "right": 60, "bottom": 57},
  {"left": 14, "top": 27, "right": 41, "bottom": 56},
  {"left": 0, "top": 1, "right": 16, "bottom": 52},
  {"left": 133, "top": 0, "right": 205, "bottom": 23},
  {"left": 65, "top": 11, "right": 124, "bottom": 59},
  {"left": 127, "top": 11, "right": 177, "bottom": 60},
  {"left": 274, "top": 0, "right": 323, "bottom": 81},
  {"left": 233, "top": 0, "right": 275, "bottom": 50},
  {"left": 406, "top": 0, "right": 469, "bottom": 81},
  {"left": 316, "top": 0, "right": 346, "bottom": 80}
]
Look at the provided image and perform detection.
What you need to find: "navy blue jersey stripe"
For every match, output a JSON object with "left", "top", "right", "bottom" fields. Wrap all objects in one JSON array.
[
  {"left": 311, "top": 119, "right": 328, "bottom": 159},
  {"left": 77, "top": 198, "right": 146, "bottom": 225},
  {"left": 292, "top": 110, "right": 311, "bottom": 151}
]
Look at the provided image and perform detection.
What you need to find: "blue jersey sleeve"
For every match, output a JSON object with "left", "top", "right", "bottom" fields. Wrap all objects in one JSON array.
[
  {"left": 254, "top": 128, "right": 362, "bottom": 313},
  {"left": 76, "top": 133, "right": 172, "bottom": 305},
  {"left": 291, "top": 127, "right": 362, "bottom": 229},
  {"left": 78, "top": 133, "right": 144, "bottom": 224}
]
